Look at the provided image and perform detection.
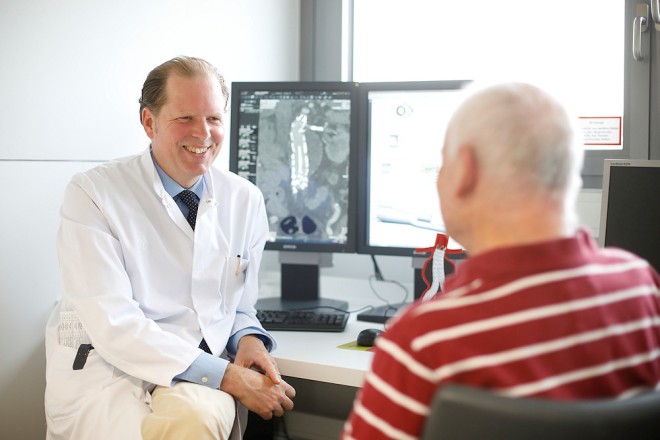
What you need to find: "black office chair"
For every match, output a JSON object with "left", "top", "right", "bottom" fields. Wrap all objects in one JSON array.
[{"left": 421, "top": 383, "right": 660, "bottom": 440}]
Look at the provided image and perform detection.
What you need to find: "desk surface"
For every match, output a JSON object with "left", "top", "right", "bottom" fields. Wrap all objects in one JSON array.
[
  {"left": 261, "top": 274, "right": 401, "bottom": 388},
  {"left": 271, "top": 316, "right": 381, "bottom": 388}
]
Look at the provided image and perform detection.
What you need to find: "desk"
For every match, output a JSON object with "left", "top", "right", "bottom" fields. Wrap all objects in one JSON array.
[{"left": 270, "top": 316, "right": 379, "bottom": 388}]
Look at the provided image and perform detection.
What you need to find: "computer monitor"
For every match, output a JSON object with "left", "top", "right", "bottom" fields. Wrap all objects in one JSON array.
[
  {"left": 599, "top": 159, "right": 660, "bottom": 273},
  {"left": 355, "top": 80, "right": 471, "bottom": 322},
  {"left": 229, "top": 81, "right": 360, "bottom": 311}
]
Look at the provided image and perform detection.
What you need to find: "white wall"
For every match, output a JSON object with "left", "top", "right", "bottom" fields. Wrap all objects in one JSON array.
[
  {"left": 0, "top": 1, "right": 301, "bottom": 438},
  {"left": 0, "top": 0, "right": 301, "bottom": 162}
]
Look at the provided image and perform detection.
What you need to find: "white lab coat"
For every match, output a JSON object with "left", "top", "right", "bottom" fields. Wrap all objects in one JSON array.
[{"left": 44, "top": 149, "right": 271, "bottom": 439}]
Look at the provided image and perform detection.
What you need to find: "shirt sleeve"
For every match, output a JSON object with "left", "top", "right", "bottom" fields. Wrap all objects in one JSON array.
[
  {"left": 227, "top": 326, "right": 274, "bottom": 354},
  {"left": 174, "top": 353, "right": 228, "bottom": 389},
  {"left": 174, "top": 327, "right": 274, "bottom": 389}
]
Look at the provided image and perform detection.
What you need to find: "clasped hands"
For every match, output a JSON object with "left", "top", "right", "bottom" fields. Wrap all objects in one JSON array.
[{"left": 220, "top": 335, "right": 296, "bottom": 419}]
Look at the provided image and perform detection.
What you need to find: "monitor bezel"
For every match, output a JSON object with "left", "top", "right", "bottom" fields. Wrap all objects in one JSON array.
[
  {"left": 229, "top": 80, "right": 361, "bottom": 254},
  {"left": 355, "top": 80, "right": 471, "bottom": 257},
  {"left": 599, "top": 158, "right": 660, "bottom": 248}
]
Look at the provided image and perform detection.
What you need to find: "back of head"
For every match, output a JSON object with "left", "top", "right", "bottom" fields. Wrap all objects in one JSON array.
[
  {"left": 445, "top": 82, "right": 583, "bottom": 204},
  {"left": 138, "top": 56, "right": 229, "bottom": 123}
]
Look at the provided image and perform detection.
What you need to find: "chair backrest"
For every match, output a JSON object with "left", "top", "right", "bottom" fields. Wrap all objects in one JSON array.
[{"left": 421, "top": 383, "right": 660, "bottom": 440}]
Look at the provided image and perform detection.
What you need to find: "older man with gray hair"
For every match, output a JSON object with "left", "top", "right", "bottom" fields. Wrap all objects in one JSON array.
[{"left": 342, "top": 82, "right": 660, "bottom": 440}]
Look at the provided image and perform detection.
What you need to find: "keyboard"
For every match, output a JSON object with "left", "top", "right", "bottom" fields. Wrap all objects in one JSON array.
[{"left": 257, "top": 309, "right": 348, "bottom": 332}]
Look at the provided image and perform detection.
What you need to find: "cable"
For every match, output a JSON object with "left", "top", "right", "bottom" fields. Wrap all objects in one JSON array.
[
  {"left": 367, "top": 255, "right": 409, "bottom": 307},
  {"left": 282, "top": 304, "right": 377, "bottom": 315},
  {"left": 370, "top": 254, "right": 385, "bottom": 281}
]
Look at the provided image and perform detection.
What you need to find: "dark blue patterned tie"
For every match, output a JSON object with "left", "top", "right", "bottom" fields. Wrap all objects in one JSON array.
[
  {"left": 178, "top": 190, "right": 199, "bottom": 230},
  {"left": 199, "top": 338, "right": 212, "bottom": 354}
]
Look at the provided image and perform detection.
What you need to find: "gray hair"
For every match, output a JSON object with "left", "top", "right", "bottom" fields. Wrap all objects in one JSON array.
[{"left": 444, "top": 82, "right": 583, "bottom": 199}]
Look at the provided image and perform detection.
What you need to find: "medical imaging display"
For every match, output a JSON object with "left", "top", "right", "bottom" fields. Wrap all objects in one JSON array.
[
  {"left": 234, "top": 88, "right": 352, "bottom": 247},
  {"left": 364, "top": 87, "right": 466, "bottom": 253}
]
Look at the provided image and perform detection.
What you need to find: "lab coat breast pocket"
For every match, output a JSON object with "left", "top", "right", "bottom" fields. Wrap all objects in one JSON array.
[{"left": 222, "top": 255, "right": 248, "bottom": 313}]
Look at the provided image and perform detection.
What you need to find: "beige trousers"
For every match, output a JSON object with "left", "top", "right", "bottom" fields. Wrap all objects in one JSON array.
[{"left": 141, "top": 382, "right": 236, "bottom": 440}]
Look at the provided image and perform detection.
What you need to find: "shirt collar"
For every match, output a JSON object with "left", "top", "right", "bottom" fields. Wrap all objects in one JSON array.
[{"left": 150, "top": 148, "right": 204, "bottom": 199}]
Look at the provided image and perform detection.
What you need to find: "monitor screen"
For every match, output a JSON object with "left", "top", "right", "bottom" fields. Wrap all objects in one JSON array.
[
  {"left": 230, "top": 82, "right": 359, "bottom": 254},
  {"left": 356, "top": 81, "right": 470, "bottom": 257},
  {"left": 599, "top": 159, "right": 660, "bottom": 272},
  {"left": 229, "top": 81, "right": 360, "bottom": 311}
]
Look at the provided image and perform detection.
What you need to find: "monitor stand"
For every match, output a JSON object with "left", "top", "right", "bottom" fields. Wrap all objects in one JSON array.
[
  {"left": 355, "top": 302, "right": 408, "bottom": 323},
  {"left": 256, "top": 251, "right": 348, "bottom": 312}
]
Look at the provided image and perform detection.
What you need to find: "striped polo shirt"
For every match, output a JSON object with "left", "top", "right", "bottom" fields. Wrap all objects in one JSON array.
[{"left": 342, "top": 229, "right": 660, "bottom": 440}]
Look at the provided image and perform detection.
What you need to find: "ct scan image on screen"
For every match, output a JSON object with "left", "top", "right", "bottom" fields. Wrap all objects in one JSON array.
[{"left": 235, "top": 89, "right": 352, "bottom": 246}]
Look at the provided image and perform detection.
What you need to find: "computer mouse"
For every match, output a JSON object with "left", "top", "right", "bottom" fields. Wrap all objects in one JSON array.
[{"left": 357, "top": 328, "right": 383, "bottom": 347}]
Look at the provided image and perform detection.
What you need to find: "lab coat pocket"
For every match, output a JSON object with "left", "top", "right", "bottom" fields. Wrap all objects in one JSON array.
[
  {"left": 45, "top": 344, "right": 115, "bottom": 423},
  {"left": 222, "top": 255, "right": 248, "bottom": 313}
]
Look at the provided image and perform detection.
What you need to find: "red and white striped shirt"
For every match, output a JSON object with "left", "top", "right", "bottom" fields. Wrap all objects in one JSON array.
[{"left": 342, "top": 230, "right": 660, "bottom": 440}]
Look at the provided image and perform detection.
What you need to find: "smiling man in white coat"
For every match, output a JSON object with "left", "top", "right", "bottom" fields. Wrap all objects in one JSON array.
[{"left": 44, "top": 56, "right": 295, "bottom": 440}]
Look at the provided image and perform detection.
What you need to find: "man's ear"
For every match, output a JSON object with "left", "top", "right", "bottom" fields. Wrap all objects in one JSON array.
[
  {"left": 141, "top": 108, "right": 155, "bottom": 140},
  {"left": 455, "top": 144, "right": 478, "bottom": 197}
]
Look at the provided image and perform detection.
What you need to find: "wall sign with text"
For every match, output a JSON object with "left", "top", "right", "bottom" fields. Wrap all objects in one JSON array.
[{"left": 579, "top": 117, "right": 622, "bottom": 149}]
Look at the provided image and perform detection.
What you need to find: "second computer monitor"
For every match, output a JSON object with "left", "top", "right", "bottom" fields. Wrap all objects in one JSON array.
[
  {"left": 357, "top": 80, "right": 471, "bottom": 257},
  {"left": 600, "top": 159, "right": 660, "bottom": 273}
]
